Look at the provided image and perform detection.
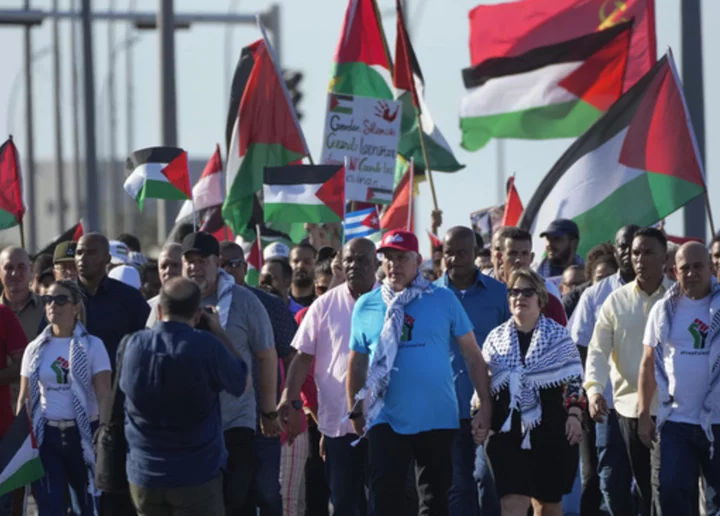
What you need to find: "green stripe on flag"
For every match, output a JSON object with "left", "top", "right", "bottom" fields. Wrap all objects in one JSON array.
[
  {"left": 264, "top": 203, "right": 341, "bottom": 224},
  {"left": 460, "top": 99, "right": 603, "bottom": 151},
  {"left": 0, "top": 209, "right": 19, "bottom": 230},
  {"left": 137, "top": 180, "right": 189, "bottom": 211},
  {"left": 0, "top": 457, "right": 44, "bottom": 497},
  {"left": 331, "top": 62, "right": 393, "bottom": 99}
]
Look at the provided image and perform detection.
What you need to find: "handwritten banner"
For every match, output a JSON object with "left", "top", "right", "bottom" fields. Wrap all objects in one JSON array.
[{"left": 321, "top": 93, "right": 402, "bottom": 204}]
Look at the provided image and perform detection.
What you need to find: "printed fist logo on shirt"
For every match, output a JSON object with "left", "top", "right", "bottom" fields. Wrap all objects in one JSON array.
[
  {"left": 51, "top": 356, "right": 70, "bottom": 384},
  {"left": 688, "top": 319, "right": 709, "bottom": 350},
  {"left": 401, "top": 314, "right": 415, "bottom": 342}
]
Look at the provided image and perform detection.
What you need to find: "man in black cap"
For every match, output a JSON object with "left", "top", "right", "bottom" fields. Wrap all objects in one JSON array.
[
  {"left": 146, "top": 232, "right": 281, "bottom": 514},
  {"left": 537, "top": 218, "right": 585, "bottom": 279},
  {"left": 52, "top": 241, "right": 78, "bottom": 281}
]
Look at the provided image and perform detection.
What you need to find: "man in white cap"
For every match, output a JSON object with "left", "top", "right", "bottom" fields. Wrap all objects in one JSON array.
[
  {"left": 108, "top": 240, "right": 131, "bottom": 272},
  {"left": 264, "top": 242, "right": 291, "bottom": 262}
]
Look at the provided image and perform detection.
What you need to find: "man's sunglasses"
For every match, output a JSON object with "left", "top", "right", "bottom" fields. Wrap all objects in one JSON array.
[
  {"left": 508, "top": 288, "right": 537, "bottom": 299},
  {"left": 42, "top": 294, "right": 72, "bottom": 306},
  {"left": 221, "top": 258, "right": 245, "bottom": 269}
]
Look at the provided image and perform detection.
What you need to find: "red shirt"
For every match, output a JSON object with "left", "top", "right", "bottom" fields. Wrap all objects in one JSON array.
[
  {"left": 544, "top": 294, "right": 568, "bottom": 327},
  {"left": 294, "top": 308, "right": 318, "bottom": 414},
  {"left": 0, "top": 305, "right": 29, "bottom": 436}
]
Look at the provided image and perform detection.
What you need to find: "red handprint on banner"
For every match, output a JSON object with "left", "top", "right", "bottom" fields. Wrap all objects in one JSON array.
[{"left": 374, "top": 101, "right": 399, "bottom": 123}]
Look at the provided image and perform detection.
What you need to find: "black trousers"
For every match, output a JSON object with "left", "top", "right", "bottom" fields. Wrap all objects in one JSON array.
[
  {"left": 304, "top": 419, "right": 329, "bottom": 516},
  {"left": 617, "top": 414, "right": 660, "bottom": 516},
  {"left": 579, "top": 417, "right": 603, "bottom": 515},
  {"left": 223, "top": 427, "right": 256, "bottom": 516},
  {"left": 367, "top": 424, "right": 455, "bottom": 516}
]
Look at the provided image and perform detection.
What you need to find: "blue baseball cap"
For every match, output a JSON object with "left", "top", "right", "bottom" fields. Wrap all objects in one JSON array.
[{"left": 540, "top": 219, "right": 580, "bottom": 239}]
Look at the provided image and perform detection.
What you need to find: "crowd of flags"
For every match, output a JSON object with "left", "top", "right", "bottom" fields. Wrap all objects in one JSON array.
[{"left": 0, "top": 0, "right": 710, "bottom": 282}]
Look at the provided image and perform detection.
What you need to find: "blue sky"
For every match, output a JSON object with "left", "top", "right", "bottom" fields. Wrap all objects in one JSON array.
[{"left": 0, "top": 0, "right": 718, "bottom": 252}]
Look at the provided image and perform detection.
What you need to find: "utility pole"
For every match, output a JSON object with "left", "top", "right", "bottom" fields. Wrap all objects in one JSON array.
[
  {"left": 681, "top": 0, "right": 707, "bottom": 240},
  {"left": 124, "top": 0, "right": 137, "bottom": 235},
  {"left": 71, "top": 0, "right": 82, "bottom": 224},
  {"left": 81, "top": 0, "right": 100, "bottom": 232},
  {"left": 52, "top": 0, "right": 66, "bottom": 234},
  {"left": 157, "top": 0, "right": 178, "bottom": 243},
  {"left": 107, "top": 0, "right": 118, "bottom": 237},
  {"left": 23, "top": 0, "right": 37, "bottom": 252}
]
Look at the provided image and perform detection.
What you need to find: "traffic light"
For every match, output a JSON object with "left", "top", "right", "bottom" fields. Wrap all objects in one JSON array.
[{"left": 283, "top": 69, "right": 304, "bottom": 121}]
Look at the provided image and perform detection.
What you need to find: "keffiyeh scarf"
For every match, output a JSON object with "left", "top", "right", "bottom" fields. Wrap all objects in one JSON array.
[
  {"left": 215, "top": 269, "right": 235, "bottom": 329},
  {"left": 27, "top": 322, "right": 99, "bottom": 513},
  {"left": 652, "top": 279, "right": 720, "bottom": 458},
  {"left": 483, "top": 315, "right": 583, "bottom": 449},
  {"left": 351, "top": 272, "right": 434, "bottom": 437}
]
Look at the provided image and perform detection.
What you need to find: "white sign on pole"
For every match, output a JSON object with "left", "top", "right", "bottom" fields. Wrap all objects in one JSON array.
[{"left": 321, "top": 93, "right": 402, "bottom": 204}]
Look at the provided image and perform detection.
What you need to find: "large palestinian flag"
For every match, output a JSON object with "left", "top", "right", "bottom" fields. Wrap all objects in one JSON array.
[
  {"left": 469, "top": 0, "right": 656, "bottom": 91},
  {"left": 222, "top": 39, "right": 309, "bottom": 240},
  {"left": 393, "top": 0, "right": 462, "bottom": 173},
  {"left": 0, "top": 137, "right": 25, "bottom": 230},
  {"left": 124, "top": 147, "right": 192, "bottom": 211},
  {"left": 519, "top": 53, "right": 706, "bottom": 257},
  {"left": 263, "top": 165, "right": 345, "bottom": 224},
  {"left": 460, "top": 22, "right": 632, "bottom": 151}
]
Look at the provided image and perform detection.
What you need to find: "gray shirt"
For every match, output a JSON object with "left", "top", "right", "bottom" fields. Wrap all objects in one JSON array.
[{"left": 145, "top": 284, "right": 275, "bottom": 430}]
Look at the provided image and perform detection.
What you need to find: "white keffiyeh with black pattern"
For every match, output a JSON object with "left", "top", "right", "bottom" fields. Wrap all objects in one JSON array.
[{"left": 482, "top": 315, "right": 583, "bottom": 449}]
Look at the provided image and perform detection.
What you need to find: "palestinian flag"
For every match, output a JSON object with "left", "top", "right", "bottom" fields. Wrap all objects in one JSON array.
[
  {"left": 461, "top": 22, "right": 632, "bottom": 151},
  {"left": 33, "top": 222, "right": 83, "bottom": 259},
  {"left": 519, "top": 53, "right": 706, "bottom": 257},
  {"left": 124, "top": 147, "right": 192, "bottom": 211},
  {"left": 0, "top": 136, "right": 25, "bottom": 230},
  {"left": 223, "top": 39, "right": 309, "bottom": 239},
  {"left": 0, "top": 406, "right": 44, "bottom": 496},
  {"left": 501, "top": 177, "right": 524, "bottom": 227},
  {"left": 236, "top": 228, "right": 291, "bottom": 286},
  {"left": 263, "top": 165, "right": 345, "bottom": 224},
  {"left": 329, "top": 0, "right": 393, "bottom": 99},
  {"left": 469, "top": 0, "right": 656, "bottom": 91},
  {"left": 394, "top": 0, "right": 463, "bottom": 173},
  {"left": 72, "top": 221, "right": 84, "bottom": 242}
]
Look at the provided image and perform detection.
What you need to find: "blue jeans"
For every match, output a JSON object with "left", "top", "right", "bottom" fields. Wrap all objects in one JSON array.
[
  {"left": 473, "top": 441, "right": 500, "bottom": 515},
  {"left": 449, "top": 419, "right": 479, "bottom": 516},
  {"left": 596, "top": 410, "right": 635, "bottom": 516},
  {"left": 250, "top": 434, "right": 283, "bottom": 516},
  {"left": 324, "top": 434, "right": 367, "bottom": 516},
  {"left": 657, "top": 422, "right": 720, "bottom": 516},
  {"left": 33, "top": 424, "right": 96, "bottom": 516}
]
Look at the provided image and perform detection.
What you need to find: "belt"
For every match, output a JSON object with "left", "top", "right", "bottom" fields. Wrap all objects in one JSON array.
[{"left": 46, "top": 416, "right": 99, "bottom": 430}]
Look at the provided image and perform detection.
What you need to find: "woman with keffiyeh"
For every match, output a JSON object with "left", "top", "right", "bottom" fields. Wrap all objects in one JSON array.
[
  {"left": 472, "top": 268, "right": 586, "bottom": 516},
  {"left": 17, "top": 280, "right": 111, "bottom": 515}
]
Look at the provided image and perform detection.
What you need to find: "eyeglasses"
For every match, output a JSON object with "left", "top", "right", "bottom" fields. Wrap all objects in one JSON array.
[
  {"left": 508, "top": 287, "right": 537, "bottom": 299},
  {"left": 41, "top": 294, "right": 72, "bottom": 306},
  {"left": 222, "top": 258, "right": 245, "bottom": 269}
]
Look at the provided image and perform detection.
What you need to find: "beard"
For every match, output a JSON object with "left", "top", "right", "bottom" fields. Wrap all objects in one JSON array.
[{"left": 292, "top": 274, "right": 313, "bottom": 289}]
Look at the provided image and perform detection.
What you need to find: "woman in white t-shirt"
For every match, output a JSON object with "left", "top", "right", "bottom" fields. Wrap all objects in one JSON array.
[{"left": 17, "top": 279, "right": 112, "bottom": 515}]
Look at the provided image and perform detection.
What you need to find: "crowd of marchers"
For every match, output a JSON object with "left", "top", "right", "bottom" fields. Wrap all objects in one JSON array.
[{"left": 0, "top": 218, "right": 717, "bottom": 516}]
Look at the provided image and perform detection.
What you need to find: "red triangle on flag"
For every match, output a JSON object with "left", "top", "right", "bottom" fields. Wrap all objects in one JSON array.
[
  {"left": 361, "top": 209, "right": 380, "bottom": 230},
  {"left": 426, "top": 230, "right": 442, "bottom": 249},
  {"left": 329, "top": 94, "right": 340, "bottom": 112},
  {"left": 501, "top": 177, "right": 524, "bottom": 226},
  {"left": 381, "top": 168, "right": 413, "bottom": 232},
  {"left": 161, "top": 151, "right": 192, "bottom": 199},
  {"left": 247, "top": 237, "right": 262, "bottom": 270},
  {"left": 72, "top": 221, "right": 84, "bottom": 242},
  {"left": 315, "top": 166, "right": 346, "bottom": 219}
]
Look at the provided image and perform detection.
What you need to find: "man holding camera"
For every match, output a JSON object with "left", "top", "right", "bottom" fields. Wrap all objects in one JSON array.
[{"left": 120, "top": 277, "right": 249, "bottom": 514}]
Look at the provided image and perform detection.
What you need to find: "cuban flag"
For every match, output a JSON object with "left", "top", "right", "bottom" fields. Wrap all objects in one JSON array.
[{"left": 344, "top": 207, "right": 381, "bottom": 239}]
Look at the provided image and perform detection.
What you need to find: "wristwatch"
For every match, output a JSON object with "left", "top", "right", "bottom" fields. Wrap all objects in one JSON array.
[
  {"left": 261, "top": 411, "right": 279, "bottom": 421},
  {"left": 290, "top": 400, "right": 304, "bottom": 410}
]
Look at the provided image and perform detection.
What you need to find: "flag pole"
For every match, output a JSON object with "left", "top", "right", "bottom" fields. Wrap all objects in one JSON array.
[
  {"left": 703, "top": 192, "right": 716, "bottom": 237},
  {"left": 256, "top": 16, "right": 313, "bottom": 164},
  {"left": 407, "top": 157, "right": 414, "bottom": 232},
  {"left": 18, "top": 220, "right": 26, "bottom": 249},
  {"left": 255, "top": 224, "right": 263, "bottom": 271},
  {"left": 342, "top": 157, "right": 348, "bottom": 245},
  {"left": 192, "top": 199, "right": 197, "bottom": 232}
]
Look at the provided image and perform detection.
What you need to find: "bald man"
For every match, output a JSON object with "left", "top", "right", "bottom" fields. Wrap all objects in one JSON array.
[
  {"left": 147, "top": 243, "right": 183, "bottom": 313},
  {"left": 639, "top": 242, "right": 720, "bottom": 514},
  {"left": 0, "top": 246, "right": 44, "bottom": 340},
  {"left": 435, "top": 227, "right": 509, "bottom": 516}
]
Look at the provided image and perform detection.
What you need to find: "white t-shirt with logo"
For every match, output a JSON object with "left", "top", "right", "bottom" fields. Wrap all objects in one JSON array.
[
  {"left": 20, "top": 336, "right": 112, "bottom": 421},
  {"left": 645, "top": 295, "right": 720, "bottom": 425}
]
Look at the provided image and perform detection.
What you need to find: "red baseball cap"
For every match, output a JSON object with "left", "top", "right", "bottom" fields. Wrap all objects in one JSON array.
[{"left": 377, "top": 230, "right": 419, "bottom": 254}]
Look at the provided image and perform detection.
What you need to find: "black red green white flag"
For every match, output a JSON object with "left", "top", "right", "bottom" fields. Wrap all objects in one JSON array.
[
  {"left": 124, "top": 147, "right": 192, "bottom": 211},
  {"left": 519, "top": 52, "right": 706, "bottom": 257}
]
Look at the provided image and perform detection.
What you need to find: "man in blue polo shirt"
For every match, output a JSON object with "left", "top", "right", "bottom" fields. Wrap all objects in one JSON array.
[
  {"left": 435, "top": 226, "right": 510, "bottom": 516},
  {"left": 347, "top": 230, "right": 492, "bottom": 516},
  {"left": 121, "top": 277, "right": 248, "bottom": 514}
]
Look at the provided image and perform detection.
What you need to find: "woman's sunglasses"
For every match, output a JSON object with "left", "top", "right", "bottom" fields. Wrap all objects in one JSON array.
[
  {"left": 508, "top": 287, "right": 536, "bottom": 299},
  {"left": 42, "top": 294, "right": 72, "bottom": 306}
]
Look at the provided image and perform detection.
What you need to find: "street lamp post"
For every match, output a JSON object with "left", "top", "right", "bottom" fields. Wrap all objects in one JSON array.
[
  {"left": 158, "top": 0, "right": 177, "bottom": 244},
  {"left": 52, "top": 0, "right": 65, "bottom": 234}
]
